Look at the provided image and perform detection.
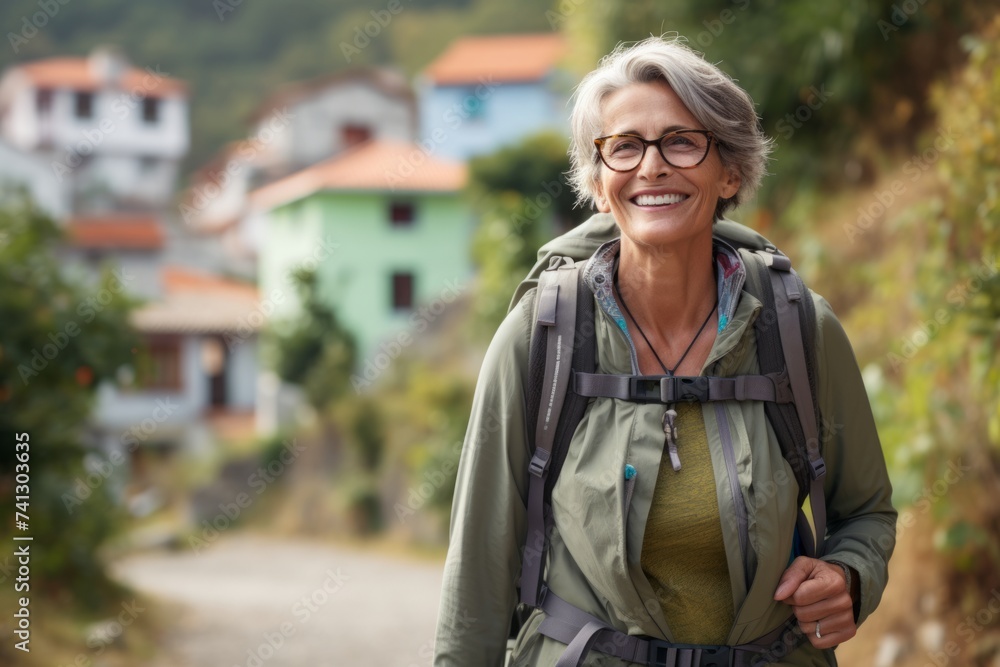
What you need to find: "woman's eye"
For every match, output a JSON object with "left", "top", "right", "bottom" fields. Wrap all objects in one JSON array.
[
  {"left": 611, "top": 139, "right": 641, "bottom": 153},
  {"left": 663, "top": 136, "right": 695, "bottom": 148}
]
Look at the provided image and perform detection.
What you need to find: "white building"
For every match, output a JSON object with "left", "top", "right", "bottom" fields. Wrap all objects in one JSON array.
[
  {"left": 92, "top": 266, "right": 261, "bottom": 464},
  {"left": 248, "top": 65, "right": 416, "bottom": 176},
  {"left": 0, "top": 137, "right": 68, "bottom": 219},
  {"left": 182, "top": 66, "right": 416, "bottom": 263},
  {"left": 0, "top": 47, "right": 189, "bottom": 212}
]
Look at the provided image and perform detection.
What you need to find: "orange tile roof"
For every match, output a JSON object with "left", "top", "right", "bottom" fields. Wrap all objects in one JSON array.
[
  {"left": 68, "top": 215, "right": 165, "bottom": 250},
  {"left": 131, "top": 266, "right": 260, "bottom": 334},
  {"left": 16, "top": 57, "right": 187, "bottom": 97},
  {"left": 249, "top": 139, "right": 467, "bottom": 211},
  {"left": 423, "top": 33, "right": 566, "bottom": 85},
  {"left": 162, "top": 266, "right": 258, "bottom": 299}
]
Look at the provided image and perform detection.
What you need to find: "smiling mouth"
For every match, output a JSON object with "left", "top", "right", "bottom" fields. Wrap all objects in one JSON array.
[{"left": 632, "top": 193, "right": 689, "bottom": 207}]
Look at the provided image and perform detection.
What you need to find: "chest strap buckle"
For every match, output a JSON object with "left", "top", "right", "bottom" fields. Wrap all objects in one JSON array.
[{"left": 647, "top": 640, "right": 733, "bottom": 667}]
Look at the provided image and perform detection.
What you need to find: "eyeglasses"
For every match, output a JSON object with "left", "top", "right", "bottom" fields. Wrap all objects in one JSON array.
[{"left": 593, "top": 129, "right": 716, "bottom": 172}]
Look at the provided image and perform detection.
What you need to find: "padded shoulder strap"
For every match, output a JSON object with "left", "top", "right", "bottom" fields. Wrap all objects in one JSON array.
[
  {"left": 742, "top": 249, "right": 827, "bottom": 557},
  {"left": 522, "top": 257, "right": 580, "bottom": 607}
]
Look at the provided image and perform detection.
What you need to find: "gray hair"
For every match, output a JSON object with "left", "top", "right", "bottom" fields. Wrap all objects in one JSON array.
[{"left": 568, "top": 35, "right": 772, "bottom": 217}]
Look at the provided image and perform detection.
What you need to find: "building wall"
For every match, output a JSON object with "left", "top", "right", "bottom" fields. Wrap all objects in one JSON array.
[
  {"left": 254, "top": 81, "right": 414, "bottom": 173},
  {"left": 73, "top": 154, "right": 181, "bottom": 208},
  {"left": 77, "top": 249, "right": 163, "bottom": 300},
  {"left": 260, "top": 191, "right": 474, "bottom": 365},
  {"left": 226, "top": 335, "right": 258, "bottom": 409},
  {"left": 3, "top": 84, "right": 188, "bottom": 159},
  {"left": 94, "top": 333, "right": 259, "bottom": 451},
  {"left": 0, "top": 139, "right": 68, "bottom": 219},
  {"left": 186, "top": 156, "right": 254, "bottom": 231},
  {"left": 418, "top": 78, "right": 567, "bottom": 160},
  {"left": 93, "top": 335, "right": 204, "bottom": 433},
  {"left": 0, "top": 73, "right": 189, "bottom": 210}
]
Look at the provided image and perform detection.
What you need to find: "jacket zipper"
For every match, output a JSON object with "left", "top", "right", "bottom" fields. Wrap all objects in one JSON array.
[
  {"left": 622, "top": 471, "right": 637, "bottom": 527},
  {"left": 715, "top": 402, "right": 749, "bottom": 587}
]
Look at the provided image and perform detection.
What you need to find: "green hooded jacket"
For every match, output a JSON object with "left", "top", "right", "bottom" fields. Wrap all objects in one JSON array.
[{"left": 434, "top": 214, "right": 896, "bottom": 666}]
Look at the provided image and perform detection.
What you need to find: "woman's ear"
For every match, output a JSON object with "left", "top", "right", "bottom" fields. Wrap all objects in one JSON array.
[
  {"left": 593, "top": 181, "right": 610, "bottom": 213},
  {"left": 720, "top": 166, "right": 741, "bottom": 201}
]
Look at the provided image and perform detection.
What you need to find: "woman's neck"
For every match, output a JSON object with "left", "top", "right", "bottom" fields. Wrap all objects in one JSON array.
[{"left": 615, "top": 232, "right": 719, "bottom": 374}]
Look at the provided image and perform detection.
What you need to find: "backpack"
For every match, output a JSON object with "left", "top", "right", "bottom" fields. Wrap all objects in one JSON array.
[{"left": 508, "top": 214, "right": 828, "bottom": 665}]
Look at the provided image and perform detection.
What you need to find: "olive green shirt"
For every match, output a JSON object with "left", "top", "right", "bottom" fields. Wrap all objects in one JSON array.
[{"left": 641, "top": 402, "right": 733, "bottom": 645}]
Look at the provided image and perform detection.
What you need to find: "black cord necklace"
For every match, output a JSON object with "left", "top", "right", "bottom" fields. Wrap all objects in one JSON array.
[
  {"left": 613, "top": 267, "right": 718, "bottom": 472},
  {"left": 613, "top": 268, "right": 718, "bottom": 376}
]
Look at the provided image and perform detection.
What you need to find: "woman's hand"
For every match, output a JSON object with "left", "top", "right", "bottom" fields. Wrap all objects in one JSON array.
[{"left": 774, "top": 556, "right": 856, "bottom": 649}]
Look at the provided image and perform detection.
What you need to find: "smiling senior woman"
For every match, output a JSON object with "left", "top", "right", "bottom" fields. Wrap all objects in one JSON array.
[{"left": 433, "top": 36, "right": 896, "bottom": 667}]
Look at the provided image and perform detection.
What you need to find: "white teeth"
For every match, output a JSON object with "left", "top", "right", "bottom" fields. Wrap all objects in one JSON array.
[{"left": 634, "top": 193, "right": 687, "bottom": 206}]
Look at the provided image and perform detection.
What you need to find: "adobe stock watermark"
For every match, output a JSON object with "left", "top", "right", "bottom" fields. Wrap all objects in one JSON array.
[
  {"left": 7, "top": 0, "right": 72, "bottom": 54},
  {"left": 188, "top": 438, "right": 305, "bottom": 553},
  {"left": 62, "top": 398, "right": 180, "bottom": 513},
  {"left": 393, "top": 439, "right": 462, "bottom": 523},
  {"left": 221, "top": 288, "right": 285, "bottom": 351},
  {"left": 690, "top": 0, "right": 752, "bottom": 49},
  {"left": 180, "top": 107, "right": 296, "bottom": 225},
  {"left": 384, "top": 78, "right": 499, "bottom": 190},
  {"left": 55, "top": 599, "right": 145, "bottom": 667},
  {"left": 844, "top": 126, "right": 956, "bottom": 243},
  {"left": 235, "top": 568, "right": 350, "bottom": 667},
  {"left": 350, "top": 278, "right": 467, "bottom": 392},
  {"left": 401, "top": 612, "right": 476, "bottom": 666},
  {"left": 340, "top": 0, "right": 410, "bottom": 63},
  {"left": 885, "top": 254, "right": 997, "bottom": 371},
  {"left": 775, "top": 84, "right": 833, "bottom": 141},
  {"left": 878, "top": 0, "right": 930, "bottom": 41},
  {"left": 393, "top": 405, "right": 512, "bottom": 523},
  {"left": 545, "top": 0, "right": 585, "bottom": 29},
  {"left": 925, "top": 588, "right": 1000, "bottom": 667},
  {"left": 506, "top": 180, "right": 565, "bottom": 235},
  {"left": 893, "top": 459, "right": 971, "bottom": 542},
  {"left": 213, "top": 0, "right": 245, "bottom": 21},
  {"left": 50, "top": 68, "right": 172, "bottom": 182},
  {"left": 223, "top": 238, "right": 340, "bottom": 349},
  {"left": 17, "top": 268, "right": 134, "bottom": 385}
]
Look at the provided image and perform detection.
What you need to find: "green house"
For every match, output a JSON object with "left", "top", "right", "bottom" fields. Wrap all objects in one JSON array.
[{"left": 250, "top": 139, "right": 473, "bottom": 384}]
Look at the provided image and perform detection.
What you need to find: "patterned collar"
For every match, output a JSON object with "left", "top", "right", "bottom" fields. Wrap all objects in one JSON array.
[{"left": 582, "top": 237, "right": 746, "bottom": 368}]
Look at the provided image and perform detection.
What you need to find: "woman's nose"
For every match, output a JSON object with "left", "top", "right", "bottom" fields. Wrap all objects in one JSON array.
[{"left": 636, "top": 143, "right": 673, "bottom": 179}]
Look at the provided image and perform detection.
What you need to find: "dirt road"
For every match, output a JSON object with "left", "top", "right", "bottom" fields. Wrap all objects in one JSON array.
[{"left": 111, "top": 534, "right": 444, "bottom": 667}]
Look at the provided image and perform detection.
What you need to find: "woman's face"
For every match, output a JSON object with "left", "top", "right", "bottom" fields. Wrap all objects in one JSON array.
[{"left": 593, "top": 80, "right": 741, "bottom": 250}]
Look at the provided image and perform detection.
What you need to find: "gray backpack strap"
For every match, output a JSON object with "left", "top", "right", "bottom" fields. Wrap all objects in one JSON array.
[
  {"left": 521, "top": 257, "right": 579, "bottom": 608},
  {"left": 537, "top": 589, "right": 799, "bottom": 666},
  {"left": 765, "top": 257, "right": 827, "bottom": 557},
  {"left": 574, "top": 372, "right": 793, "bottom": 404}
]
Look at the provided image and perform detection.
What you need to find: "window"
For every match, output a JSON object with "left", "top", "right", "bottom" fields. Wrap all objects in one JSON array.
[
  {"left": 389, "top": 202, "right": 415, "bottom": 227},
  {"left": 139, "top": 156, "right": 158, "bottom": 173},
  {"left": 75, "top": 92, "right": 93, "bottom": 119},
  {"left": 462, "top": 86, "right": 486, "bottom": 120},
  {"left": 139, "top": 336, "right": 182, "bottom": 390},
  {"left": 392, "top": 272, "right": 414, "bottom": 311},
  {"left": 36, "top": 89, "right": 53, "bottom": 114},
  {"left": 341, "top": 124, "right": 371, "bottom": 148},
  {"left": 142, "top": 97, "right": 159, "bottom": 124}
]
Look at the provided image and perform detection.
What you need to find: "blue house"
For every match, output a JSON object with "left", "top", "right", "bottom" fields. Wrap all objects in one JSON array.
[{"left": 417, "top": 33, "right": 570, "bottom": 160}]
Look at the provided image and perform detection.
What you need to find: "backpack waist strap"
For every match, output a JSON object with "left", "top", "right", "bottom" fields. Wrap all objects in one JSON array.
[
  {"left": 573, "top": 371, "right": 793, "bottom": 404},
  {"left": 538, "top": 591, "right": 801, "bottom": 667}
]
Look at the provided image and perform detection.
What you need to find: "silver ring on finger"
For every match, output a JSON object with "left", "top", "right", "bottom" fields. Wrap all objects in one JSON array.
[{"left": 815, "top": 620, "right": 822, "bottom": 639}]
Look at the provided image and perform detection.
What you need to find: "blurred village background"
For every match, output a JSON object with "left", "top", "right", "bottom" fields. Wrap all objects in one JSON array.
[{"left": 0, "top": 0, "right": 999, "bottom": 665}]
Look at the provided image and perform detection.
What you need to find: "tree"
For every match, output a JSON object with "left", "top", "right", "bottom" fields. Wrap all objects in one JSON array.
[
  {"left": 269, "top": 267, "right": 357, "bottom": 411},
  {"left": 0, "top": 201, "right": 137, "bottom": 608},
  {"left": 467, "top": 131, "right": 588, "bottom": 335},
  {"left": 885, "top": 18, "right": 1000, "bottom": 602}
]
